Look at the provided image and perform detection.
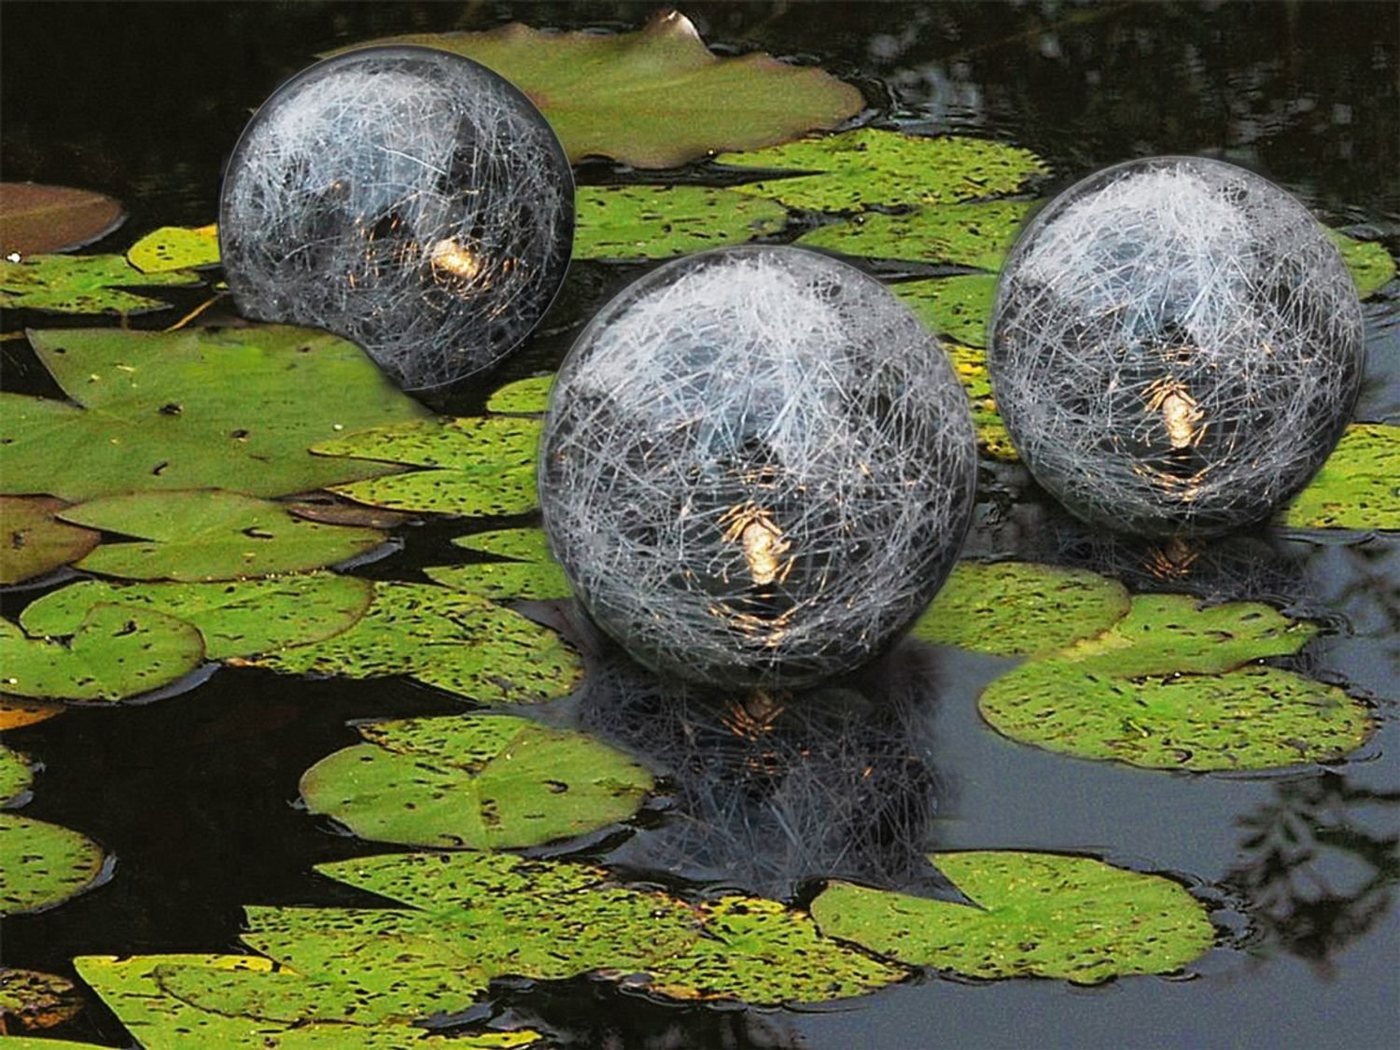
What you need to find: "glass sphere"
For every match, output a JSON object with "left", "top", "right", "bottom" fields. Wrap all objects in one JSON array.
[
  {"left": 989, "top": 156, "right": 1364, "bottom": 537},
  {"left": 220, "top": 46, "right": 573, "bottom": 390},
  {"left": 539, "top": 246, "right": 978, "bottom": 689}
]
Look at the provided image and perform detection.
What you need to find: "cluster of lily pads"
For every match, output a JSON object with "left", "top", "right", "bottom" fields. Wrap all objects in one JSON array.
[{"left": 0, "top": 11, "right": 1394, "bottom": 1046}]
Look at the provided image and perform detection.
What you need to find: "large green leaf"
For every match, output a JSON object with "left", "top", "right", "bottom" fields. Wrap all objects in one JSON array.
[
  {"left": 0, "top": 495, "right": 99, "bottom": 585},
  {"left": 0, "top": 253, "right": 200, "bottom": 313},
  {"left": 57, "top": 491, "right": 385, "bottom": 582},
  {"left": 1, "top": 604, "right": 204, "bottom": 702},
  {"left": 344, "top": 12, "right": 862, "bottom": 168},
  {"left": 1328, "top": 229, "right": 1397, "bottom": 298},
  {"left": 19, "top": 573, "right": 373, "bottom": 660},
  {"left": 0, "top": 967, "right": 84, "bottom": 1034},
  {"left": 0, "top": 182, "right": 124, "bottom": 256},
  {"left": 912, "top": 560, "right": 1130, "bottom": 657},
  {"left": 717, "top": 129, "right": 1048, "bottom": 212},
  {"left": 798, "top": 199, "right": 1031, "bottom": 269},
  {"left": 485, "top": 375, "right": 552, "bottom": 416},
  {"left": 892, "top": 274, "right": 998, "bottom": 348},
  {"left": 1283, "top": 424, "right": 1399, "bottom": 531},
  {"left": 425, "top": 528, "right": 572, "bottom": 600},
  {"left": 811, "top": 851, "right": 1214, "bottom": 984},
  {"left": 0, "top": 744, "right": 32, "bottom": 806},
  {"left": 1, "top": 326, "right": 429, "bottom": 502},
  {"left": 574, "top": 185, "right": 787, "bottom": 260},
  {"left": 0, "top": 813, "right": 106, "bottom": 914},
  {"left": 301, "top": 714, "right": 653, "bottom": 850},
  {"left": 241, "top": 582, "right": 582, "bottom": 705},
  {"left": 126, "top": 224, "right": 220, "bottom": 273}
]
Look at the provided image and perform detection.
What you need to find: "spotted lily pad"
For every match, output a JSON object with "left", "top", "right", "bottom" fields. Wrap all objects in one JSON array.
[
  {"left": 0, "top": 182, "right": 124, "bottom": 256},
  {"left": 485, "top": 375, "right": 552, "bottom": 415},
  {"left": 893, "top": 274, "right": 998, "bottom": 348},
  {"left": 0, "top": 253, "right": 201, "bottom": 313},
  {"left": 0, "top": 496, "right": 100, "bottom": 585},
  {"left": 799, "top": 199, "right": 1032, "bottom": 270},
  {"left": 57, "top": 491, "right": 384, "bottom": 582},
  {"left": 302, "top": 713, "right": 652, "bottom": 849},
  {"left": 1, "top": 604, "right": 204, "bottom": 702},
  {"left": 941, "top": 341, "right": 1018, "bottom": 460},
  {"left": 811, "top": 850, "right": 1214, "bottom": 983},
  {"left": 346, "top": 11, "right": 862, "bottom": 168},
  {"left": 0, "top": 744, "right": 32, "bottom": 806},
  {"left": 126, "top": 224, "right": 220, "bottom": 273},
  {"left": 912, "top": 561, "right": 1130, "bottom": 657},
  {"left": 1283, "top": 423, "right": 1399, "bottom": 531},
  {"left": 1, "top": 326, "right": 428, "bottom": 502},
  {"left": 717, "top": 129, "right": 1048, "bottom": 212},
  {"left": 0, "top": 967, "right": 84, "bottom": 1032},
  {"left": 1329, "top": 229, "right": 1396, "bottom": 298},
  {"left": 575, "top": 185, "right": 787, "bottom": 261},
  {"left": 241, "top": 582, "right": 582, "bottom": 705},
  {"left": 0, "top": 813, "right": 106, "bottom": 914},
  {"left": 19, "top": 573, "right": 373, "bottom": 660},
  {"left": 426, "top": 529, "right": 572, "bottom": 600}
]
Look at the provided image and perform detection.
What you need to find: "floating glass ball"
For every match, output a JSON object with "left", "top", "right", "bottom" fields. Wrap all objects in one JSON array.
[
  {"left": 988, "top": 156, "right": 1364, "bottom": 537},
  {"left": 220, "top": 46, "right": 573, "bottom": 390},
  {"left": 539, "top": 246, "right": 978, "bottom": 689}
]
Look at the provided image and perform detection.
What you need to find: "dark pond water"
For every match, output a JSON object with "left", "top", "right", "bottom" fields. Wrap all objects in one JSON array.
[{"left": 2, "top": 2, "right": 1397, "bottom": 1048}]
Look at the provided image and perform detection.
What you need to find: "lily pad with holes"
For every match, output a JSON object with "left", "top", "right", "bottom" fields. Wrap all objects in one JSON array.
[
  {"left": 0, "top": 968, "right": 84, "bottom": 1033},
  {"left": 912, "top": 561, "right": 1130, "bottom": 657},
  {"left": 127, "top": 224, "right": 220, "bottom": 273},
  {"left": 1, "top": 326, "right": 428, "bottom": 502},
  {"left": 19, "top": 573, "right": 373, "bottom": 660},
  {"left": 1329, "top": 229, "right": 1397, "bottom": 298},
  {"left": 0, "top": 183, "right": 125, "bottom": 256},
  {"left": 426, "top": 528, "right": 572, "bottom": 600},
  {"left": 893, "top": 274, "right": 998, "bottom": 348},
  {"left": 302, "top": 714, "right": 653, "bottom": 849},
  {"left": 0, "top": 495, "right": 100, "bottom": 585},
  {"left": 798, "top": 199, "right": 1032, "bottom": 270},
  {"left": 0, "top": 744, "right": 32, "bottom": 806},
  {"left": 811, "top": 850, "right": 1214, "bottom": 984},
  {"left": 342, "top": 12, "right": 862, "bottom": 169},
  {"left": 486, "top": 375, "right": 552, "bottom": 415},
  {"left": 0, "top": 604, "right": 204, "bottom": 702},
  {"left": 717, "top": 129, "right": 1049, "bottom": 212},
  {"left": 1283, "top": 423, "right": 1399, "bottom": 531},
  {"left": 0, "top": 253, "right": 201, "bottom": 313},
  {"left": 241, "top": 582, "right": 582, "bottom": 705},
  {"left": 575, "top": 185, "right": 787, "bottom": 261},
  {"left": 0, "top": 813, "right": 106, "bottom": 914},
  {"left": 57, "top": 491, "right": 385, "bottom": 582}
]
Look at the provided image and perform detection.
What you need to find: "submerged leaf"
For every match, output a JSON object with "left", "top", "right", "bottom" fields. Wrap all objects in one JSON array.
[
  {"left": 0, "top": 495, "right": 100, "bottom": 585},
  {"left": 811, "top": 850, "right": 1214, "bottom": 983},
  {"left": 1282, "top": 423, "right": 1399, "bottom": 531},
  {"left": 575, "top": 185, "right": 787, "bottom": 260},
  {"left": 0, "top": 813, "right": 106, "bottom": 914},
  {"left": 126, "top": 224, "right": 220, "bottom": 273},
  {"left": 0, "top": 253, "right": 200, "bottom": 313},
  {"left": 1329, "top": 229, "right": 1396, "bottom": 298},
  {"left": 0, "top": 182, "right": 124, "bottom": 256},
  {"left": 0, "top": 967, "right": 84, "bottom": 1033},
  {"left": 798, "top": 199, "right": 1031, "bottom": 269},
  {"left": 0, "top": 696, "right": 65, "bottom": 731}
]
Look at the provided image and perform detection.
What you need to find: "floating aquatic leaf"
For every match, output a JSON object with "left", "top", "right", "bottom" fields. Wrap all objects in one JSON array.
[
  {"left": 126, "top": 224, "right": 220, "bottom": 273},
  {"left": 1, "top": 326, "right": 428, "bottom": 502},
  {"left": 0, "top": 813, "right": 105, "bottom": 914},
  {"left": 811, "top": 850, "right": 1214, "bottom": 984},
  {"left": 1, "top": 604, "right": 204, "bottom": 702},
  {"left": 485, "top": 375, "right": 552, "bottom": 415},
  {"left": 0, "top": 744, "right": 31, "bottom": 806},
  {"left": 0, "top": 967, "right": 84, "bottom": 1032},
  {"left": 912, "top": 561, "right": 1130, "bottom": 657},
  {"left": 285, "top": 494, "right": 413, "bottom": 530},
  {"left": 893, "top": 274, "right": 998, "bottom": 348},
  {"left": 302, "top": 714, "right": 652, "bottom": 849},
  {"left": 57, "top": 491, "right": 385, "bottom": 583},
  {"left": 1329, "top": 229, "right": 1396, "bottom": 298},
  {"left": 242, "top": 582, "right": 582, "bottom": 705},
  {"left": 343, "top": 12, "right": 862, "bottom": 168},
  {"left": 0, "top": 496, "right": 99, "bottom": 585},
  {"left": 575, "top": 185, "right": 787, "bottom": 261},
  {"left": 0, "top": 253, "right": 201, "bottom": 313},
  {"left": 1283, "top": 423, "right": 1399, "bottom": 531},
  {"left": 426, "top": 528, "right": 572, "bottom": 600},
  {"left": 798, "top": 199, "right": 1031, "bottom": 270},
  {"left": 0, "top": 183, "right": 124, "bottom": 255},
  {"left": 0, "top": 696, "right": 65, "bottom": 731},
  {"left": 718, "top": 129, "right": 1048, "bottom": 212},
  {"left": 19, "top": 573, "right": 373, "bottom": 660}
]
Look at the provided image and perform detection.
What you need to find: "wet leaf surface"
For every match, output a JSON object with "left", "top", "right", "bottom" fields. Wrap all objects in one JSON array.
[
  {"left": 0, "top": 183, "right": 124, "bottom": 256},
  {"left": 798, "top": 199, "right": 1031, "bottom": 269},
  {"left": 19, "top": 573, "right": 374, "bottom": 660},
  {"left": 426, "top": 528, "right": 572, "bottom": 600},
  {"left": 0, "top": 813, "right": 106, "bottom": 914},
  {"left": 811, "top": 850, "right": 1214, "bottom": 983},
  {"left": 485, "top": 375, "right": 552, "bottom": 415},
  {"left": 1, "top": 603, "right": 204, "bottom": 702},
  {"left": 302, "top": 713, "right": 653, "bottom": 849},
  {"left": 0, "top": 495, "right": 100, "bottom": 585},
  {"left": 343, "top": 12, "right": 862, "bottom": 168},
  {"left": 1283, "top": 423, "right": 1399, "bottom": 531},
  {"left": 0, "top": 253, "right": 200, "bottom": 313},
  {"left": 893, "top": 274, "right": 998, "bottom": 348},
  {"left": 1, "top": 326, "right": 429, "bottom": 502},
  {"left": 58, "top": 491, "right": 385, "bottom": 582},
  {"left": 0, "top": 967, "right": 84, "bottom": 1032},
  {"left": 1329, "top": 229, "right": 1397, "bottom": 298},
  {"left": 126, "top": 224, "right": 220, "bottom": 273},
  {"left": 0, "top": 743, "right": 33, "bottom": 806},
  {"left": 574, "top": 185, "right": 787, "bottom": 260}
]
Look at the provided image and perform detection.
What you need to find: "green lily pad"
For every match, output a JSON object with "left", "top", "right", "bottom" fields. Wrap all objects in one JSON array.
[
  {"left": 0, "top": 744, "right": 32, "bottom": 806},
  {"left": 1283, "top": 424, "right": 1399, "bottom": 531},
  {"left": 717, "top": 128, "right": 1048, "bottom": 212},
  {"left": 127, "top": 224, "right": 220, "bottom": 273},
  {"left": 345, "top": 11, "right": 862, "bottom": 168},
  {"left": 642, "top": 895, "right": 906, "bottom": 1005},
  {"left": 485, "top": 375, "right": 552, "bottom": 415},
  {"left": 0, "top": 495, "right": 100, "bottom": 585},
  {"left": 1329, "top": 229, "right": 1396, "bottom": 298},
  {"left": 1, "top": 326, "right": 429, "bottom": 503},
  {"left": 302, "top": 714, "right": 653, "bottom": 849},
  {"left": 241, "top": 582, "right": 582, "bottom": 705},
  {"left": 0, "top": 253, "right": 201, "bottom": 313},
  {"left": 1, "top": 604, "right": 204, "bottom": 702},
  {"left": 893, "top": 274, "right": 998, "bottom": 348},
  {"left": 937, "top": 341, "right": 1017, "bottom": 461},
  {"left": 574, "top": 185, "right": 788, "bottom": 261},
  {"left": 19, "top": 573, "right": 373, "bottom": 660},
  {"left": 798, "top": 199, "right": 1032, "bottom": 270},
  {"left": 811, "top": 850, "right": 1215, "bottom": 984},
  {"left": 911, "top": 561, "right": 1131, "bottom": 657},
  {"left": 426, "top": 528, "right": 572, "bottom": 600},
  {"left": 0, "top": 967, "right": 84, "bottom": 1033},
  {"left": 0, "top": 813, "right": 106, "bottom": 914},
  {"left": 57, "top": 491, "right": 385, "bottom": 582},
  {"left": 0, "top": 182, "right": 124, "bottom": 256}
]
